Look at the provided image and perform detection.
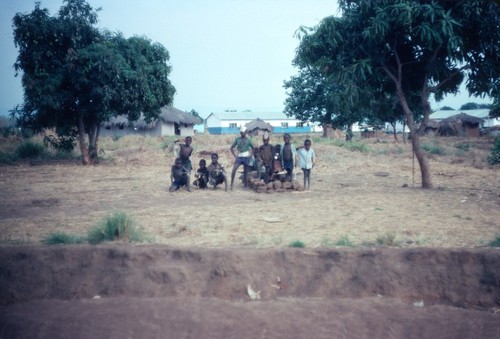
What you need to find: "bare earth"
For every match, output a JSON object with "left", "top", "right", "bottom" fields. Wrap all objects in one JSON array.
[{"left": 0, "top": 134, "right": 499, "bottom": 338}]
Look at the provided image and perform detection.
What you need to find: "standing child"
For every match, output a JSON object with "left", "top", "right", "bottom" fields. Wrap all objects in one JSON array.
[
  {"left": 194, "top": 159, "right": 209, "bottom": 189},
  {"left": 297, "top": 139, "right": 316, "bottom": 190},
  {"left": 208, "top": 153, "right": 228, "bottom": 191},
  {"left": 280, "top": 133, "right": 297, "bottom": 182},
  {"left": 169, "top": 157, "right": 191, "bottom": 192}
]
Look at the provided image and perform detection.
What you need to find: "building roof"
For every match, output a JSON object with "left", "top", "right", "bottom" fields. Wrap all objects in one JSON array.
[
  {"left": 431, "top": 109, "right": 490, "bottom": 120},
  {"left": 207, "top": 111, "right": 294, "bottom": 121},
  {"left": 102, "top": 106, "right": 201, "bottom": 128},
  {"left": 440, "top": 113, "right": 484, "bottom": 125}
]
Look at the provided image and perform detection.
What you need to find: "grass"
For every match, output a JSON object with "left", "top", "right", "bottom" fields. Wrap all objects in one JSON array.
[
  {"left": 376, "top": 233, "right": 398, "bottom": 246},
  {"left": 43, "top": 232, "right": 85, "bottom": 245},
  {"left": 422, "top": 141, "right": 446, "bottom": 155},
  {"left": 489, "top": 236, "right": 500, "bottom": 247},
  {"left": 288, "top": 240, "right": 305, "bottom": 248},
  {"left": 87, "top": 211, "right": 144, "bottom": 244},
  {"left": 335, "top": 235, "right": 354, "bottom": 247}
]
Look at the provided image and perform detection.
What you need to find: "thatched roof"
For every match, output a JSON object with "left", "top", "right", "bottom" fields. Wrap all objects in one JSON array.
[
  {"left": 426, "top": 119, "right": 440, "bottom": 129},
  {"left": 102, "top": 106, "right": 202, "bottom": 129},
  {"left": 245, "top": 118, "right": 273, "bottom": 132},
  {"left": 160, "top": 106, "right": 202, "bottom": 125},
  {"left": 440, "top": 113, "right": 484, "bottom": 125}
]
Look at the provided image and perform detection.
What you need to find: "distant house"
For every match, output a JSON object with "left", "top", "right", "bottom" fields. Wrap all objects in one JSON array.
[
  {"left": 431, "top": 109, "right": 498, "bottom": 128},
  {"left": 205, "top": 111, "right": 312, "bottom": 134},
  {"left": 438, "top": 113, "right": 484, "bottom": 137},
  {"left": 101, "top": 106, "right": 202, "bottom": 137},
  {"left": 245, "top": 118, "right": 273, "bottom": 137}
]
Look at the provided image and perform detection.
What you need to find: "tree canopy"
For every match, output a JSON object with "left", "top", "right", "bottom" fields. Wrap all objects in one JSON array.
[
  {"left": 12, "top": 0, "right": 176, "bottom": 164},
  {"left": 287, "top": 0, "right": 499, "bottom": 188}
]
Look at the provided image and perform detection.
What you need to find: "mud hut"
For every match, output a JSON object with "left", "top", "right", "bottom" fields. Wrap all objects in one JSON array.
[
  {"left": 423, "top": 119, "right": 440, "bottom": 136},
  {"left": 438, "top": 113, "right": 484, "bottom": 137},
  {"left": 245, "top": 118, "right": 273, "bottom": 137}
]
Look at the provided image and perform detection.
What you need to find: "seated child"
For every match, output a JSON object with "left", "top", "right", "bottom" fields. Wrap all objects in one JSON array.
[
  {"left": 207, "top": 153, "right": 227, "bottom": 191},
  {"left": 193, "top": 159, "right": 209, "bottom": 189},
  {"left": 169, "top": 157, "right": 190, "bottom": 192}
]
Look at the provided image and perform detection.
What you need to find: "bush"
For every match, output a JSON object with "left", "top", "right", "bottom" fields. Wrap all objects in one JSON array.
[
  {"left": 489, "top": 236, "right": 500, "bottom": 247},
  {"left": 422, "top": 141, "right": 446, "bottom": 155},
  {"left": 288, "top": 240, "right": 305, "bottom": 248},
  {"left": 88, "top": 211, "right": 143, "bottom": 244},
  {"left": 15, "top": 140, "right": 46, "bottom": 159},
  {"left": 487, "top": 137, "right": 500, "bottom": 165},
  {"left": 43, "top": 232, "right": 85, "bottom": 245}
]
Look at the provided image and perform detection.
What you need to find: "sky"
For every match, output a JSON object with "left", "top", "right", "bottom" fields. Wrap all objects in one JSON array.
[{"left": 0, "top": 0, "right": 492, "bottom": 119}]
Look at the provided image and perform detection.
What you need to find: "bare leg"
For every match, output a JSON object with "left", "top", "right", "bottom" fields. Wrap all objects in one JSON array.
[
  {"left": 230, "top": 163, "right": 239, "bottom": 190},
  {"left": 302, "top": 169, "right": 307, "bottom": 188}
]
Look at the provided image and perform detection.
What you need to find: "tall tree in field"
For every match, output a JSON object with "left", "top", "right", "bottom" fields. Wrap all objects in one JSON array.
[
  {"left": 294, "top": 0, "right": 499, "bottom": 188},
  {"left": 12, "top": 0, "right": 175, "bottom": 164}
]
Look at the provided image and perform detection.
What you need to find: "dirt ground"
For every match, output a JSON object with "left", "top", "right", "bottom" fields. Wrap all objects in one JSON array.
[{"left": 0, "top": 134, "right": 499, "bottom": 338}]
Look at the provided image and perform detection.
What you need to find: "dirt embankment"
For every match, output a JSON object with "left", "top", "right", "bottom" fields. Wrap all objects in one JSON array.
[{"left": 0, "top": 245, "right": 499, "bottom": 339}]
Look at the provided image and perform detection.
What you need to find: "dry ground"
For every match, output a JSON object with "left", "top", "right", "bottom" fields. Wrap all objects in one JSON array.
[{"left": 0, "top": 134, "right": 499, "bottom": 338}]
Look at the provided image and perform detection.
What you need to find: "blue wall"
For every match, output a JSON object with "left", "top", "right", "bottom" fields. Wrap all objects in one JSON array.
[{"left": 207, "top": 126, "right": 312, "bottom": 135}]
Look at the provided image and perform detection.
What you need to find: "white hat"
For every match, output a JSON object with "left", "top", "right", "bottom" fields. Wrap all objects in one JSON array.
[{"left": 240, "top": 125, "right": 247, "bottom": 133}]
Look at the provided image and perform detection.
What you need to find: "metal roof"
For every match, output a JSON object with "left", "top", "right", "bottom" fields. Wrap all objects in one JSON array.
[{"left": 207, "top": 111, "right": 294, "bottom": 121}]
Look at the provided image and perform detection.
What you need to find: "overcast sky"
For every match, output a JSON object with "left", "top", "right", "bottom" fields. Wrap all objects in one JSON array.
[{"left": 0, "top": 0, "right": 492, "bottom": 118}]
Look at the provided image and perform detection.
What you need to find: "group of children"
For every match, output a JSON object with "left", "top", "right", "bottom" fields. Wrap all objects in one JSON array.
[{"left": 169, "top": 129, "right": 317, "bottom": 192}]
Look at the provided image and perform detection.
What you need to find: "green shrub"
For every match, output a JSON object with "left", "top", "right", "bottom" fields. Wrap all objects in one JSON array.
[
  {"left": 15, "top": 140, "right": 46, "bottom": 158},
  {"left": 288, "top": 240, "right": 305, "bottom": 248},
  {"left": 335, "top": 235, "right": 354, "bottom": 247},
  {"left": 422, "top": 142, "right": 446, "bottom": 155},
  {"left": 376, "top": 233, "right": 397, "bottom": 246},
  {"left": 489, "top": 236, "right": 500, "bottom": 247},
  {"left": 88, "top": 211, "right": 143, "bottom": 244},
  {"left": 43, "top": 232, "right": 85, "bottom": 245},
  {"left": 487, "top": 137, "right": 500, "bottom": 165}
]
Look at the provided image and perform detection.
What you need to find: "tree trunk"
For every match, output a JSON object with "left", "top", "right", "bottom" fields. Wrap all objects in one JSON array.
[
  {"left": 397, "top": 92, "right": 433, "bottom": 188},
  {"left": 78, "top": 114, "right": 91, "bottom": 165},
  {"left": 87, "top": 124, "right": 100, "bottom": 164},
  {"left": 322, "top": 124, "right": 341, "bottom": 139}
]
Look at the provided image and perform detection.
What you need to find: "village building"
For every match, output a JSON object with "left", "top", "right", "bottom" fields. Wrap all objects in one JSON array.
[
  {"left": 205, "top": 111, "right": 318, "bottom": 134},
  {"left": 101, "top": 106, "right": 202, "bottom": 137}
]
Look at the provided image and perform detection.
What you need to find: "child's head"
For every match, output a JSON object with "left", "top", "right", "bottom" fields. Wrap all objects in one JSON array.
[
  {"left": 174, "top": 158, "right": 182, "bottom": 166},
  {"left": 262, "top": 132, "right": 270, "bottom": 144},
  {"left": 199, "top": 159, "right": 206, "bottom": 168},
  {"left": 185, "top": 136, "right": 192, "bottom": 146},
  {"left": 304, "top": 139, "right": 311, "bottom": 150},
  {"left": 283, "top": 133, "right": 291, "bottom": 143},
  {"left": 210, "top": 153, "right": 219, "bottom": 163}
]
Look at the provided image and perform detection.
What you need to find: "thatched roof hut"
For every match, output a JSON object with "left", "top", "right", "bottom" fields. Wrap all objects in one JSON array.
[
  {"left": 438, "top": 113, "right": 484, "bottom": 137},
  {"left": 422, "top": 119, "right": 440, "bottom": 135},
  {"left": 101, "top": 106, "right": 202, "bottom": 137},
  {"left": 245, "top": 118, "right": 273, "bottom": 136}
]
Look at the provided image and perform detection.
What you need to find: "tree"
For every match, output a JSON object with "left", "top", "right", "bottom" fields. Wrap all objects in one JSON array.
[
  {"left": 293, "top": 0, "right": 499, "bottom": 188},
  {"left": 12, "top": 0, "right": 175, "bottom": 164}
]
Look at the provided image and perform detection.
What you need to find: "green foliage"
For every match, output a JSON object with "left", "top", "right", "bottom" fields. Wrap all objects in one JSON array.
[
  {"left": 288, "top": 240, "right": 305, "bottom": 248},
  {"left": 87, "top": 211, "right": 143, "bottom": 244},
  {"left": 12, "top": 0, "right": 176, "bottom": 164},
  {"left": 489, "top": 236, "right": 500, "bottom": 247},
  {"left": 422, "top": 142, "right": 445, "bottom": 156},
  {"left": 487, "top": 137, "right": 500, "bottom": 165},
  {"left": 455, "top": 142, "right": 473, "bottom": 151},
  {"left": 335, "top": 235, "right": 354, "bottom": 247},
  {"left": 15, "top": 140, "right": 46, "bottom": 158},
  {"left": 43, "top": 232, "right": 85, "bottom": 245},
  {"left": 43, "top": 135, "right": 76, "bottom": 153}
]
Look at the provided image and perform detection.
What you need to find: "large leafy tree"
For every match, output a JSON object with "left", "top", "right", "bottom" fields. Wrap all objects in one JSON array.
[
  {"left": 293, "top": 0, "right": 499, "bottom": 188},
  {"left": 12, "top": 0, "right": 175, "bottom": 164}
]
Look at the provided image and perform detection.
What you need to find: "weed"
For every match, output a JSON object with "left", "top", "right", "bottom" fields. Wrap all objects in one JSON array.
[
  {"left": 488, "top": 236, "right": 500, "bottom": 247},
  {"left": 15, "top": 140, "right": 46, "bottom": 159},
  {"left": 335, "top": 235, "right": 354, "bottom": 247},
  {"left": 87, "top": 211, "right": 143, "bottom": 244},
  {"left": 487, "top": 136, "right": 500, "bottom": 165},
  {"left": 288, "top": 240, "right": 305, "bottom": 248},
  {"left": 376, "top": 233, "right": 397, "bottom": 246},
  {"left": 43, "top": 232, "right": 85, "bottom": 245},
  {"left": 422, "top": 141, "right": 446, "bottom": 155}
]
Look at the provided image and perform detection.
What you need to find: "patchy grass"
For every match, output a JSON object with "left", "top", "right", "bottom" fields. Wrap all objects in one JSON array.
[
  {"left": 43, "top": 232, "right": 85, "bottom": 245},
  {"left": 489, "top": 236, "right": 500, "bottom": 247},
  {"left": 87, "top": 211, "right": 144, "bottom": 244},
  {"left": 335, "top": 235, "right": 354, "bottom": 247}
]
